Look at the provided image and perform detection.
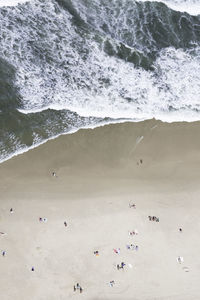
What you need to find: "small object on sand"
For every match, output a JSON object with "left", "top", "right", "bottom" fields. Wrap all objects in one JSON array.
[
  {"left": 94, "top": 250, "right": 99, "bottom": 256},
  {"left": 113, "top": 248, "right": 120, "bottom": 254},
  {"left": 64, "top": 221, "right": 67, "bottom": 227},
  {"left": 76, "top": 283, "right": 80, "bottom": 289},
  {"left": 177, "top": 256, "right": 184, "bottom": 264},
  {"left": 0, "top": 232, "right": 7, "bottom": 236},
  {"left": 129, "top": 203, "right": 136, "bottom": 208},
  {"left": 31, "top": 267, "right": 35, "bottom": 271},
  {"left": 109, "top": 280, "right": 115, "bottom": 287},
  {"left": 10, "top": 208, "right": 13, "bottom": 213},
  {"left": 74, "top": 283, "right": 83, "bottom": 293},
  {"left": 39, "top": 217, "right": 47, "bottom": 223},
  {"left": 129, "top": 229, "right": 138, "bottom": 235}
]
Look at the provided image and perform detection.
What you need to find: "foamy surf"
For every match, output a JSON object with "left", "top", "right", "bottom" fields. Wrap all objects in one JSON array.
[
  {"left": 0, "top": 0, "right": 200, "bottom": 163},
  {"left": 0, "top": 0, "right": 30, "bottom": 7},
  {"left": 139, "top": 0, "right": 200, "bottom": 16}
]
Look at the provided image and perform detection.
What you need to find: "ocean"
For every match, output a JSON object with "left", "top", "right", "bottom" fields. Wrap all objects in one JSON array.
[{"left": 0, "top": 0, "right": 199, "bottom": 163}]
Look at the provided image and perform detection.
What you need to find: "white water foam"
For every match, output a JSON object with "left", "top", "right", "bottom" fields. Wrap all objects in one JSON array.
[
  {"left": 0, "top": 0, "right": 30, "bottom": 7},
  {"left": 0, "top": 0, "right": 200, "bottom": 124},
  {"left": 139, "top": 0, "right": 200, "bottom": 15}
]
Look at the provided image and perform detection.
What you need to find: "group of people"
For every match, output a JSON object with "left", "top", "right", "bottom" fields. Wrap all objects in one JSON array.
[
  {"left": 126, "top": 244, "right": 138, "bottom": 251},
  {"left": 74, "top": 283, "right": 83, "bottom": 293},
  {"left": 148, "top": 216, "right": 159, "bottom": 222},
  {"left": 117, "top": 262, "right": 126, "bottom": 270},
  {"left": 128, "top": 230, "right": 138, "bottom": 236}
]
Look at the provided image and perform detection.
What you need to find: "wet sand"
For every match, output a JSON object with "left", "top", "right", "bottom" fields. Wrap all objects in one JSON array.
[{"left": 1, "top": 119, "right": 200, "bottom": 300}]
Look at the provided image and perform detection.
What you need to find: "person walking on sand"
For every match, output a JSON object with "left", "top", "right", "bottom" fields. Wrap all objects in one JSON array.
[{"left": 76, "top": 283, "right": 80, "bottom": 289}]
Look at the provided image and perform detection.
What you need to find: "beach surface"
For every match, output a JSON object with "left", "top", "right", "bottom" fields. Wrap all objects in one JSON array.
[{"left": 1, "top": 119, "right": 200, "bottom": 300}]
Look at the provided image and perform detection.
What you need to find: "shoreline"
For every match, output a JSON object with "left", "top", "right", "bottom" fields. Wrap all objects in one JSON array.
[
  {"left": 1, "top": 116, "right": 200, "bottom": 166},
  {"left": 1, "top": 120, "right": 200, "bottom": 300}
]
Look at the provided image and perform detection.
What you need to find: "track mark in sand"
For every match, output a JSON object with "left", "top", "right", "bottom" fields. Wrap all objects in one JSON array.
[
  {"left": 150, "top": 125, "right": 158, "bottom": 130},
  {"left": 130, "top": 135, "right": 144, "bottom": 155}
]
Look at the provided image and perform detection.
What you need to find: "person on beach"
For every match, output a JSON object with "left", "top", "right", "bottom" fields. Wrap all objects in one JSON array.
[
  {"left": 31, "top": 267, "right": 35, "bottom": 271},
  {"left": 80, "top": 287, "right": 83, "bottom": 293},
  {"left": 2, "top": 251, "right": 6, "bottom": 257},
  {"left": 73, "top": 285, "right": 76, "bottom": 292},
  {"left": 10, "top": 208, "right": 13, "bottom": 213},
  {"left": 179, "top": 228, "right": 182, "bottom": 232},
  {"left": 64, "top": 221, "right": 67, "bottom": 227},
  {"left": 113, "top": 248, "right": 120, "bottom": 254},
  {"left": 109, "top": 280, "right": 115, "bottom": 287},
  {"left": 129, "top": 203, "right": 136, "bottom": 208}
]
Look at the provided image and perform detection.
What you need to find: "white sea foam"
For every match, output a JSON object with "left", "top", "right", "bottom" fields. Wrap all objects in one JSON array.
[
  {"left": 0, "top": 0, "right": 30, "bottom": 7},
  {"left": 0, "top": 0, "right": 200, "bottom": 124},
  {"left": 139, "top": 0, "right": 200, "bottom": 15}
]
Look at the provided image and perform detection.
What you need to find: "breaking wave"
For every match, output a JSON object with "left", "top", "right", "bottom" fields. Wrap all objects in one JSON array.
[{"left": 0, "top": 0, "right": 200, "bottom": 162}]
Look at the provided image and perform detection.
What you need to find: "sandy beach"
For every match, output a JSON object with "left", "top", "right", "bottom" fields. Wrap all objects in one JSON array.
[{"left": 1, "top": 119, "right": 200, "bottom": 300}]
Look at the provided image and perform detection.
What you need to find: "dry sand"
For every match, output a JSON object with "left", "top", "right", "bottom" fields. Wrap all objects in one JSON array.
[{"left": 1, "top": 119, "right": 200, "bottom": 300}]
